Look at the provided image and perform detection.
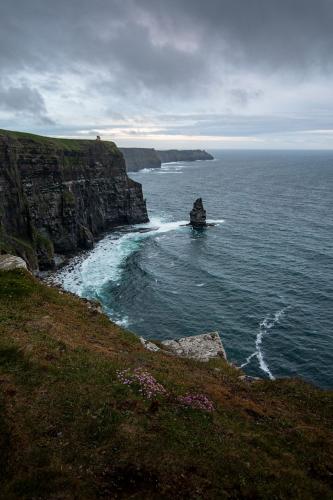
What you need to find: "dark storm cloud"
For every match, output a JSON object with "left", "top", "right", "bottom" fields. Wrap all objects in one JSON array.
[
  {"left": 0, "top": 0, "right": 207, "bottom": 92},
  {"left": 141, "top": 0, "right": 333, "bottom": 73},
  {"left": 1, "top": 0, "right": 333, "bottom": 84}
]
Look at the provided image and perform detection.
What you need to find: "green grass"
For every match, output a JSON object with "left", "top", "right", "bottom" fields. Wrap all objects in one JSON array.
[
  {"left": 0, "top": 269, "right": 332, "bottom": 499},
  {"left": 0, "top": 128, "right": 119, "bottom": 154}
]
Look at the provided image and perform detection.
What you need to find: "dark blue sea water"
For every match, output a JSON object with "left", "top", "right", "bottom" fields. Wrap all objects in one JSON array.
[{"left": 55, "top": 151, "right": 333, "bottom": 389}]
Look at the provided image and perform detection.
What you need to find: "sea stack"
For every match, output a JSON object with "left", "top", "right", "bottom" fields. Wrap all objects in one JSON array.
[{"left": 190, "top": 198, "right": 207, "bottom": 228}]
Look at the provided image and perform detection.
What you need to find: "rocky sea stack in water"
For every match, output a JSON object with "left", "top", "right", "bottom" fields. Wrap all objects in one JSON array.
[{"left": 190, "top": 198, "right": 207, "bottom": 228}]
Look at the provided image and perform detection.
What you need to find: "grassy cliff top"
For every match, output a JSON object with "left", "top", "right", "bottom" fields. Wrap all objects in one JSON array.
[
  {"left": 0, "top": 269, "right": 333, "bottom": 499},
  {"left": 0, "top": 129, "right": 119, "bottom": 153}
]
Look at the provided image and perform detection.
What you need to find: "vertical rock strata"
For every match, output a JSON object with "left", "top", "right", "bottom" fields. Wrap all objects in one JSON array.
[
  {"left": 0, "top": 130, "right": 148, "bottom": 269},
  {"left": 120, "top": 148, "right": 161, "bottom": 172}
]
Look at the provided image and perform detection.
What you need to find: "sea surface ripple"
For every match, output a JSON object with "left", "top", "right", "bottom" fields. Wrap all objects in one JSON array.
[{"left": 53, "top": 151, "right": 333, "bottom": 388}]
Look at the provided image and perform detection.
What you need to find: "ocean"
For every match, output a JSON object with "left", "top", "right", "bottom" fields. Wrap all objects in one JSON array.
[{"left": 53, "top": 150, "right": 333, "bottom": 389}]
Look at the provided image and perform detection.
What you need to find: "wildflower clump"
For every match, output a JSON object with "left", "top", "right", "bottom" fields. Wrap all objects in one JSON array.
[
  {"left": 117, "top": 368, "right": 167, "bottom": 399},
  {"left": 177, "top": 393, "right": 214, "bottom": 412},
  {"left": 117, "top": 368, "right": 215, "bottom": 412}
]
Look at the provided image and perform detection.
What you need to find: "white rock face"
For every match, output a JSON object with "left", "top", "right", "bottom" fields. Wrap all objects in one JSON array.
[
  {"left": 140, "top": 337, "right": 161, "bottom": 352},
  {"left": 0, "top": 254, "right": 28, "bottom": 271},
  {"left": 161, "top": 332, "right": 227, "bottom": 362}
]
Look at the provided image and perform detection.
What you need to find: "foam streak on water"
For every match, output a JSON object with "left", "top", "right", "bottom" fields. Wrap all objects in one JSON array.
[{"left": 241, "top": 307, "right": 289, "bottom": 380}]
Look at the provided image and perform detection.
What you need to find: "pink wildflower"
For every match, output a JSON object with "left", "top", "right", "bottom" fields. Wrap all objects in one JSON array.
[
  {"left": 177, "top": 393, "right": 214, "bottom": 412},
  {"left": 117, "top": 368, "right": 167, "bottom": 399}
]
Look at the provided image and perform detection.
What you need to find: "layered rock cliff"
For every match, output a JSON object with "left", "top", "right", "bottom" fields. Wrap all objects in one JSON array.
[
  {"left": 120, "top": 147, "right": 161, "bottom": 172},
  {"left": 121, "top": 147, "right": 214, "bottom": 172},
  {"left": 0, "top": 130, "right": 148, "bottom": 270},
  {"left": 157, "top": 149, "right": 214, "bottom": 164}
]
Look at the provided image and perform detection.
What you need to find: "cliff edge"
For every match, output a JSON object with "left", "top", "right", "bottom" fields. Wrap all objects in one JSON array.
[{"left": 0, "top": 130, "right": 148, "bottom": 270}]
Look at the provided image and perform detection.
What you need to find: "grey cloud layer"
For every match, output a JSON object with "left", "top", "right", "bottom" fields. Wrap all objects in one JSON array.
[
  {"left": 2, "top": 1, "right": 332, "bottom": 80},
  {"left": 0, "top": 0, "right": 332, "bottom": 143},
  {"left": 142, "top": 0, "right": 333, "bottom": 72}
]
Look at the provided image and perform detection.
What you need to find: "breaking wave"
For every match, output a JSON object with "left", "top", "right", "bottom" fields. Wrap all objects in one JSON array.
[{"left": 52, "top": 217, "right": 188, "bottom": 300}]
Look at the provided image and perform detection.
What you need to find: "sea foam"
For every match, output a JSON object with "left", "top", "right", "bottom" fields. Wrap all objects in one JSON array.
[
  {"left": 52, "top": 217, "right": 188, "bottom": 300},
  {"left": 241, "top": 307, "right": 290, "bottom": 380}
]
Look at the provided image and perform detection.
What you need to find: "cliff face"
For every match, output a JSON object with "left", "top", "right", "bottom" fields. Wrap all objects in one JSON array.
[
  {"left": 157, "top": 149, "right": 214, "bottom": 163},
  {"left": 121, "top": 148, "right": 214, "bottom": 172},
  {"left": 0, "top": 130, "right": 148, "bottom": 269},
  {"left": 120, "top": 148, "right": 161, "bottom": 172}
]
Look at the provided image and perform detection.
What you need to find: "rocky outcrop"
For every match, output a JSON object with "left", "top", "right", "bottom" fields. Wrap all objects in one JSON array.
[
  {"left": 120, "top": 148, "right": 161, "bottom": 172},
  {"left": 121, "top": 148, "right": 214, "bottom": 172},
  {"left": 140, "top": 332, "right": 227, "bottom": 362},
  {"left": 0, "top": 254, "right": 28, "bottom": 271},
  {"left": 190, "top": 198, "right": 207, "bottom": 228},
  {"left": 0, "top": 130, "right": 149, "bottom": 270},
  {"left": 157, "top": 149, "right": 213, "bottom": 164},
  {"left": 162, "top": 332, "right": 227, "bottom": 361}
]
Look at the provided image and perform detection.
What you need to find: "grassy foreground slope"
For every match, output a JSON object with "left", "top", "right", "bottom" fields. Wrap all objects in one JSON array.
[{"left": 0, "top": 270, "right": 332, "bottom": 499}]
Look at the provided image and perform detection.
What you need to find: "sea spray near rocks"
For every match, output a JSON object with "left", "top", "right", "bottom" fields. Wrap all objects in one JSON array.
[
  {"left": 52, "top": 215, "right": 224, "bottom": 326},
  {"left": 52, "top": 217, "right": 188, "bottom": 310}
]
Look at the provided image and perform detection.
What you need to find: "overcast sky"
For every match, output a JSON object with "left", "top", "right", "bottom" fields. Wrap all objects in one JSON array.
[{"left": 1, "top": 0, "right": 333, "bottom": 149}]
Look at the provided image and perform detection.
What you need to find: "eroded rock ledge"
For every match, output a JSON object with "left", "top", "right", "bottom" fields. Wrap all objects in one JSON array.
[{"left": 140, "top": 332, "right": 227, "bottom": 362}]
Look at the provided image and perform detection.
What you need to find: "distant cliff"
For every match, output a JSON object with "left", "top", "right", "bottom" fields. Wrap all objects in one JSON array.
[
  {"left": 157, "top": 149, "right": 214, "bottom": 164},
  {"left": 121, "top": 147, "right": 214, "bottom": 172},
  {"left": 120, "top": 148, "right": 161, "bottom": 172},
  {"left": 0, "top": 130, "right": 148, "bottom": 270}
]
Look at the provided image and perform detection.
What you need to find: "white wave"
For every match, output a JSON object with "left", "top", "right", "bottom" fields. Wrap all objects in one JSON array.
[
  {"left": 161, "top": 161, "right": 183, "bottom": 166},
  {"left": 139, "top": 168, "right": 155, "bottom": 173},
  {"left": 52, "top": 217, "right": 188, "bottom": 299},
  {"left": 207, "top": 219, "right": 225, "bottom": 226},
  {"left": 241, "top": 306, "right": 290, "bottom": 380},
  {"left": 115, "top": 316, "right": 130, "bottom": 328},
  {"left": 195, "top": 283, "right": 205, "bottom": 287},
  {"left": 156, "top": 170, "right": 183, "bottom": 174}
]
